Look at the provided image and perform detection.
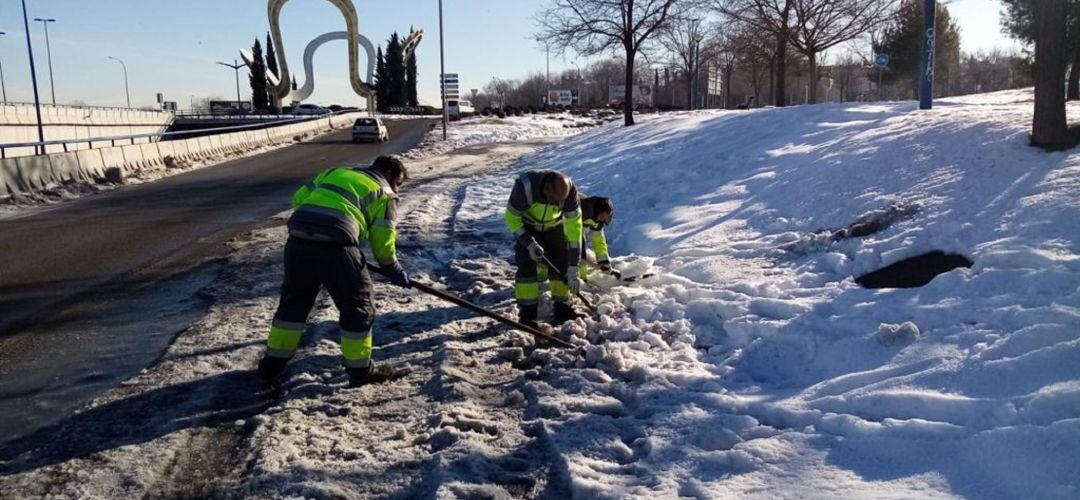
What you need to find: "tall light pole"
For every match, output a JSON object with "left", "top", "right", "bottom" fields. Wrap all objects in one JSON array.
[
  {"left": 21, "top": 0, "right": 45, "bottom": 153},
  {"left": 0, "top": 31, "right": 8, "bottom": 104},
  {"left": 692, "top": 22, "right": 703, "bottom": 111},
  {"left": 545, "top": 43, "right": 550, "bottom": 104},
  {"left": 217, "top": 60, "right": 245, "bottom": 115},
  {"left": 33, "top": 18, "right": 56, "bottom": 105},
  {"left": 107, "top": 56, "right": 130, "bottom": 108},
  {"left": 438, "top": 0, "right": 447, "bottom": 140}
]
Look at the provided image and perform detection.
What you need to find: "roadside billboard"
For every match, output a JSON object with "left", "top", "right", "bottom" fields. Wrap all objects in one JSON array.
[
  {"left": 210, "top": 100, "right": 253, "bottom": 115},
  {"left": 608, "top": 85, "right": 653, "bottom": 107},
  {"left": 546, "top": 90, "right": 574, "bottom": 106}
]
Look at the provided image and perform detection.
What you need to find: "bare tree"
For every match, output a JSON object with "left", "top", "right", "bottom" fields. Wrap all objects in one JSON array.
[
  {"left": 715, "top": 0, "right": 795, "bottom": 106},
  {"left": 537, "top": 0, "right": 688, "bottom": 125},
  {"left": 1032, "top": 0, "right": 1073, "bottom": 149},
  {"left": 729, "top": 24, "right": 774, "bottom": 105},
  {"left": 789, "top": 0, "right": 893, "bottom": 103},
  {"left": 660, "top": 14, "right": 717, "bottom": 109}
]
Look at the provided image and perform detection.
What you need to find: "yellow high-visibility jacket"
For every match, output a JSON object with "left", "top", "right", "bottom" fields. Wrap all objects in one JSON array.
[
  {"left": 505, "top": 170, "right": 583, "bottom": 265},
  {"left": 288, "top": 166, "right": 399, "bottom": 266}
]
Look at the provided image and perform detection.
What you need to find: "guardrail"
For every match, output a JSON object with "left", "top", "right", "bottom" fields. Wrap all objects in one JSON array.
[
  {"left": 2, "top": 101, "right": 171, "bottom": 114},
  {"left": 0, "top": 111, "right": 358, "bottom": 159}
]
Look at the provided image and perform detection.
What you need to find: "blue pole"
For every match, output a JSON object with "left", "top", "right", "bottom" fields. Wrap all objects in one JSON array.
[
  {"left": 919, "top": 0, "right": 936, "bottom": 110},
  {"left": 21, "top": 0, "right": 46, "bottom": 153}
]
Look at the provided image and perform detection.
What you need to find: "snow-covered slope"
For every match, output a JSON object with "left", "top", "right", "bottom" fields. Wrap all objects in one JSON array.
[{"left": 497, "top": 89, "right": 1080, "bottom": 498}]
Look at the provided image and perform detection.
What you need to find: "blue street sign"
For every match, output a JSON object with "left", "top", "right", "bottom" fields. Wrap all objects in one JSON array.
[{"left": 875, "top": 53, "right": 890, "bottom": 69}]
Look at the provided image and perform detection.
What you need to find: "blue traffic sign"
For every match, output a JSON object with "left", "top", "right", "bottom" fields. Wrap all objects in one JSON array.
[{"left": 875, "top": 53, "right": 890, "bottom": 68}]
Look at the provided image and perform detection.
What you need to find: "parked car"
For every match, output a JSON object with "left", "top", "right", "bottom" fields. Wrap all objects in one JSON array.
[
  {"left": 352, "top": 117, "right": 389, "bottom": 143},
  {"left": 293, "top": 103, "right": 331, "bottom": 116}
]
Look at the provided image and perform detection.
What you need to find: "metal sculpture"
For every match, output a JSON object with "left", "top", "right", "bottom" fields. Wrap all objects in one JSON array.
[
  {"left": 290, "top": 29, "right": 422, "bottom": 103},
  {"left": 262, "top": 0, "right": 423, "bottom": 111}
]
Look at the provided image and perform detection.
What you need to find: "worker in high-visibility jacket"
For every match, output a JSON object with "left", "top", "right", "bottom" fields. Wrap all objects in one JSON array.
[
  {"left": 579, "top": 195, "right": 615, "bottom": 280},
  {"left": 505, "top": 170, "right": 584, "bottom": 327},
  {"left": 258, "top": 155, "right": 411, "bottom": 387}
]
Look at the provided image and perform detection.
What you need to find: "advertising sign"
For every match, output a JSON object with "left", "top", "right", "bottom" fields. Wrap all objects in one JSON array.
[
  {"left": 608, "top": 85, "right": 653, "bottom": 107},
  {"left": 546, "top": 90, "right": 574, "bottom": 106}
]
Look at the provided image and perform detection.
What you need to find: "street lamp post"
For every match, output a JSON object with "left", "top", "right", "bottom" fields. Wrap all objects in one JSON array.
[
  {"left": 33, "top": 18, "right": 57, "bottom": 105},
  {"left": 0, "top": 31, "right": 8, "bottom": 104},
  {"left": 20, "top": 0, "right": 46, "bottom": 154},
  {"left": 692, "top": 26, "right": 704, "bottom": 111},
  {"left": 217, "top": 60, "right": 245, "bottom": 115},
  {"left": 438, "top": 0, "right": 447, "bottom": 140},
  {"left": 107, "top": 56, "right": 130, "bottom": 108}
]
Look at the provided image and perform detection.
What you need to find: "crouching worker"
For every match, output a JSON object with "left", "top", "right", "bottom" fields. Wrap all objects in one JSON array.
[
  {"left": 579, "top": 195, "right": 615, "bottom": 281},
  {"left": 505, "top": 170, "right": 584, "bottom": 328},
  {"left": 258, "top": 155, "right": 411, "bottom": 387}
]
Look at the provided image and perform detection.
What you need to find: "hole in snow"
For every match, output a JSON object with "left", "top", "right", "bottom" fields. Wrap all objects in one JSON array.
[{"left": 855, "top": 251, "right": 973, "bottom": 289}]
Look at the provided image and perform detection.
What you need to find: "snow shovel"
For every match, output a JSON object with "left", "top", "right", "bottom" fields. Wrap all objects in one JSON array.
[{"left": 369, "top": 265, "right": 577, "bottom": 349}]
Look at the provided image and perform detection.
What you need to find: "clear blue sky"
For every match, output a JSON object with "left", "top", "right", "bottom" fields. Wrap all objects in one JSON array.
[{"left": 0, "top": 0, "right": 1021, "bottom": 109}]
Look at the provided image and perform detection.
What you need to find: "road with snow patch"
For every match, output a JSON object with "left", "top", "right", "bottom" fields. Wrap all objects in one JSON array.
[{"left": 0, "top": 119, "right": 431, "bottom": 445}]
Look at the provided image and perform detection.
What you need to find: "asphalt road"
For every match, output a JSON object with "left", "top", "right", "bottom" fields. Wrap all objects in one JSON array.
[{"left": 0, "top": 118, "right": 431, "bottom": 439}]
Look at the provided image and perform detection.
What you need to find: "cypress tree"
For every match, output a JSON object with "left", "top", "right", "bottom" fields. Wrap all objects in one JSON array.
[
  {"left": 386, "top": 33, "right": 406, "bottom": 107},
  {"left": 250, "top": 38, "right": 269, "bottom": 111},
  {"left": 265, "top": 33, "right": 280, "bottom": 112},
  {"left": 375, "top": 47, "right": 388, "bottom": 111},
  {"left": 406, "top": 51, "right": 419, "bottom": 107}
]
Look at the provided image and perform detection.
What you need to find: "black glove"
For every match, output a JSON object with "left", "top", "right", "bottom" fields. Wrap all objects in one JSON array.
[{"left": 387, "top": 262, "right": 411, "bottom": 288}]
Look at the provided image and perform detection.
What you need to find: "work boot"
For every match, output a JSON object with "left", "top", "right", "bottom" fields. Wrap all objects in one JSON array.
[
  {"left": 518, "top": 304, "right": 540, "bottom": 330},
  {"left": 553, "top": 302, "right": 584, "bottom": 324},
  {"left": 347, "top": 363, "right": 397, "bottom": 387},
  {"left": 257, "top": 355, "right": 288, "bottom": 384}
]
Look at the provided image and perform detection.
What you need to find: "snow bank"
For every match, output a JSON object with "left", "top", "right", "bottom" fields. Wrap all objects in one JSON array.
[
  {"left": 495, "top": 89, "right": 1080, "bottom": 498},
  {"left": 403, "top": 112, "right": 603, "bottom": 159}
]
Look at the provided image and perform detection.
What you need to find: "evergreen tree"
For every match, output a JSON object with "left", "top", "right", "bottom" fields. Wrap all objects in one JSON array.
[
  {"left": 292, "top": 76, "right": 298, "bottom": 91},
  {"left": 265, "top": 33, "right": 280, "bottom": 112},
  {"left": 1001, "top": 0, "right": 1080, "bottom": 99},
  {"left": 386, "top": 33, "right": 406, "bottom": 107},
  {"left": 406, "top": 51, "right": 419, "bottom": 107},
  {"left": 873, "top": 0, "right": 961, "bottom": 98},
  {"left": 249, "top": 38, "right": 269, "bottom": 111},
  {"left": 375, "top": 47, "right": 389, "bottom": 111}
]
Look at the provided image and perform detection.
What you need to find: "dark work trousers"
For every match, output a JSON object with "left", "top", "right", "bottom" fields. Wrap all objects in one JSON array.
[
  {"left": 514, "top": 226, "right": 571, "bottom": 310},
  {"left": 274, "top": 237, "right": 376, "bottom": 335}
]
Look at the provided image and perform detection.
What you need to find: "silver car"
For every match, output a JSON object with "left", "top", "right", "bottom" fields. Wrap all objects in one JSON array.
[{"left": 352, "top": 117, "right": 389, "bottom": 143}]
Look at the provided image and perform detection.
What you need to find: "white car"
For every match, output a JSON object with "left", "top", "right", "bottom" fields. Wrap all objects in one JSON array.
[
  {"left": 352, "top": 117, "right": 389, "bottom": 143},
  {"left": 446, "top": 99, "right": 473, "bottom": 121},
  {"left": 293, "top": 103, "right": 331, "bottom": 116}
]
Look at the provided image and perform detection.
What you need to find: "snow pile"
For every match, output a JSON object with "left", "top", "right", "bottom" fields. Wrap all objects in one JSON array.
[
  {"left": 403, "top": 112, "right": 601, "bottom": 159},
  {"left": 492, "top": 89, "right": 1080, "bottom": 497}
]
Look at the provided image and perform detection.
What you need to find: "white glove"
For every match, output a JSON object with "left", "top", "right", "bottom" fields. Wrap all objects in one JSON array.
[
  {"left": 566, "top": 266, "right": 581, "bottom": 294},
  {"left": 527, "top": 240, "right": 545, "bottom": 263}
]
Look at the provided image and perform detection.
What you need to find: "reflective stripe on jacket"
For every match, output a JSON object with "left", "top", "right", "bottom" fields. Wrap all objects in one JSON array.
[
  {"left": 287, "top": 167, "right": 399, "bottom": 265},
  {"left": 504, "top": 170, "right": 583, "bottom": 253}
]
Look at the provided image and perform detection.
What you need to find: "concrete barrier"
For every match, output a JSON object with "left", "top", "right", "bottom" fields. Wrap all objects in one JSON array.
[
  {"left": 48, "top": 152, "right": 83, "bottom": 183},
  {"left": 119, "top": 144, "right": 146, "bottom": 172},
  {"left": 0, "top": 157, "right": 23, "bottom": 195},
  {"left": 16, "top": 155, "right": 54, "bottom": 191},
  {"left": 100, "top": 146, "right": 126, "bottom": 172},
  {"left": 76, "top": 149, "right": 106, "bottom": 180},
  {"left": 140, "top": 143, "right": 164, "bottom": 169}
]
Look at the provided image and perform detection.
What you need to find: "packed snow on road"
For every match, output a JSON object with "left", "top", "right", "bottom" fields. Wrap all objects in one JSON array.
[{"left": 1, "top": 89, "right": 1077, "bottom": 498}]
